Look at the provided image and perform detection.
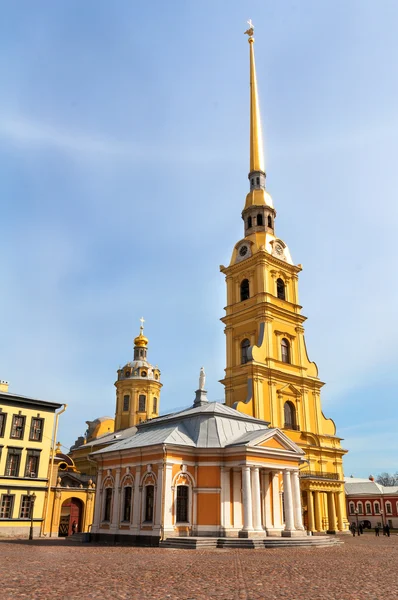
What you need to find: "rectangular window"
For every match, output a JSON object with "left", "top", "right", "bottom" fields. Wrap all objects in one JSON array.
[
  {"left": 5, "top": 448, "right": 22, "bottom": 477},
  {"left": 144, "top": 485, "right": 154, "bottom": 522},
  {"left": 0, "top": 494, "right": 14, "bottom": 518},
  {"left": 25, "top": 452, "right": 40, "bottom": 477},
  {"left": 123, "top": 487, "right": 132, "bottom": 522},
  {"left": 103, "top": 488, "right": 112, "bottom": 522},
  {"left": 29, "top": 418, "right": 44, "bottom": 442},
  {"left": 0, "top": 412, "right": 7, "bottom": 437},
  {"left": 123, "top": 395, "right": 130, "bottom": 412},
  {"left": 10, "top": 415, "right": 26, "bottom": 440},
  {"left": 153, "top": 398, "right": 157, "bottom": 414},
  {"left": 138, "top": 395, "right": 146, "bottom": 412},
  {"left": 176, "top": 486, "right": 189, "bottom": 522},
  {"left": 19, "top": 495, "right": 33, "bottom": 519}
]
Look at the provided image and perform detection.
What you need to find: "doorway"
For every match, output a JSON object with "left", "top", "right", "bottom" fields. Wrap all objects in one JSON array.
[{"left": 58, "top": 497, "right": 83, "bottom": 537}]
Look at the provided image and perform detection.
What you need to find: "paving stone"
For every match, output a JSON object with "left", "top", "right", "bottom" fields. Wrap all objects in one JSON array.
[{"left": 0, "top": 534, "right": 397, "bottom": 599}]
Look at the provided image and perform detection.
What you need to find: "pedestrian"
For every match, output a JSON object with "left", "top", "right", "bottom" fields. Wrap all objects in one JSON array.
[
  {"left": 72, "top": 520, "right": 77, "bottom": 535},
  {"left": 350, "top": 522, "right": 356, "bottom": 537},
  {"left": 375, "top": 525, "right": 380, "bottom": 536},
  {"left": 385, "top": 523, "right": 390, "bottom": 537},
  {"left": 359, "top": 523, "right": 363, "bottom": 535}
]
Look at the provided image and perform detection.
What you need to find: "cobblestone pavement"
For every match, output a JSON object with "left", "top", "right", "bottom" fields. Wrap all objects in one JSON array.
[{"left": 1, "top": 534, "right": 397, "bottom": 600}]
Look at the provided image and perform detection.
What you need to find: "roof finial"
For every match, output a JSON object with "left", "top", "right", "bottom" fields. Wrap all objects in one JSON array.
[
  {"left": 245, "top": 20, "right": 265, "bottom": 176},
  {"left": 199, "top": 367, "right": 206, "bottom": 391},
  {"left": 140, "top": 316, "right": 145, "bottom": 335},
  {"left": 244, "top": 19, "right": 254, "bottom": 39}
]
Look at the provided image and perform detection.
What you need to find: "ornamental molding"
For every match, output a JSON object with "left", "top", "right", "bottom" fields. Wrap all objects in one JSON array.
[{"left": 274, "top": 330, "right": 296, "bottom": 341}]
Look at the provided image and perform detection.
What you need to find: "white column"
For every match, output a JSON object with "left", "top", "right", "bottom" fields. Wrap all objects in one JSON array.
[
  {"left": 272, "top": 471, "right": 283, "bottom": 529},
  {"left": 131, "top": 466, "right": 141, "bottom": 533},
  {"left": 283, "top": 470, "right": 295, "bottom": 532},
  {"left": 291, "top": 470, "right": 304, "bottom": 530},
  {"left": 241, "top": 465, "right": 253, "bottom": 532},
  {"left": 232, "top": 469, "right": 242, "bottom": 530},
  {"left": 163, "top": 464, "right": 174, "bottom": 534},
  {"left": 221, "top": 467, "right": 231, "bottom": 532},
  {"left": 91, "top": 468, "right": 103, "bottom": 533},
  {"left": 153, "top": 464, "right": 164, "bottom": 534},
  {"left": 110, "top": 468, "right": 121, "bottom": 532},
  {"left": 251, "top": 467, "right": 263, "bottom": 531},
  {"left": 263, "top": 471, "right": 272, "bottom": 531}
]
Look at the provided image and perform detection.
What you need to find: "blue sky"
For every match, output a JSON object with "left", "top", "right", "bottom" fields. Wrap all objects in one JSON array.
[{"left": 1, "top": 1, "right": 397, "bottom": 477}]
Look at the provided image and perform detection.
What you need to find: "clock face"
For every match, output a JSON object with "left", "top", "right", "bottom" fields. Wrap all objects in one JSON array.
[
  {"left": 274, "top": 243, "right": 284, "bottom": 256},
  {"left": 239, "top": 245, "right": 248, "bottom": 257}
]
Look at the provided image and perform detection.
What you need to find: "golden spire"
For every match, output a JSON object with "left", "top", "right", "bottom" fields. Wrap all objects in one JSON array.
[{"left": 245, "top": 21, "right": 265, "bottom": 175}]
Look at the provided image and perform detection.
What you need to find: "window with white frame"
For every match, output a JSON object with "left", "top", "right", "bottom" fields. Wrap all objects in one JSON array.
[
  {"left": 176, "top": 485, "right": 189, "bottom": 523},
  {"left": 386, "top": 502, "right": 392, "bottom": 515},
  {"left": 365, "top": 502, "right": 371, "bottom": 514},
  {"left": 374, "top": 502, "right": 380, "bottom": 514},
  {"left": 19, "top": 495, "right": 33, "bottom": 519},
  {"left": 349, "top": 502, "right": 355, "bottom": 515},
  {"left": 357, "top": 501, "right": 363, "bottom": 515}
]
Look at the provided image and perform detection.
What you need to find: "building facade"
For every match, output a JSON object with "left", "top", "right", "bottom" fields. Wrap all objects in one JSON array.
[
  {"left": 90, "top": 383, "right": 307, "bottom": 544},
  {"left": 0, "top": 383, "right": 63, "bottom": 537},
  {"left": 345, "top": 477, "right": 398, "bottom": 529},
  {"left": 219, "top": 26, "right": 348, "bottom": 533}
]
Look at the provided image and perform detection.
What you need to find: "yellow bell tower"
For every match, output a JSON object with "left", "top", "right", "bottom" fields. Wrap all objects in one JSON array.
[
  {"left": 219, "top": 23, "right": 348, "bottom": 533},
  {"left": 114, "top": 318, "right": 162, "bottom": 430}
]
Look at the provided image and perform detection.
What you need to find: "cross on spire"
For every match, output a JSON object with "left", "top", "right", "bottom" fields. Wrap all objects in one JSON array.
[{"left": 140, "top": 316, "right": 145, "bottom": 334}]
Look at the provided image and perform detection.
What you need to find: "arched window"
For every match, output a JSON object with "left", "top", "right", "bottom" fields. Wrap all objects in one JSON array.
[
  {"left": 365, "top": 502, "right": 371, "bottom": 514},
  {"left": 268, "top": 215, "right": 272, "bottom": 228},
  {"left": 276, "top": 278, "right": 286, "bottom": 300},
  {"left": 176, "top": 486, "right": 189, "bottom": 523},
  {"left": 281, "top": 338, "right": 290, "bottom": 364},
  {"left": 103, "top": 488, "right": 112, "bottom": 522},
  {"left": 138, "top": 395, "right": 146, "bottom": 412},
  {"left": 153, "top": 397, "right": 157, "bottom": 413},
  {"left": 386, "top": 502, "right": 392, "bottom": 514},
  {"left": 144, "top": 485, "right": 155, "bottom": 522},
  {"left": 257, "top": 214, "right": 263, "bottom": 226},
  {"left": 241, "top": 339, "right": 250, "bottom": 364},
  {"left": 123, "top": 395, "right": 130, "bottom": 412},
  {"left": 357, "top": 501, "right": 363, "bottom": 515},
  {"left": 349, "top": 502, "right": 355, "bottom": 515},
  {"left": 240, "top": 279, "right": 250, "bottom": 301},
  {"left": 283, "top": 401, "right": 297, "bottom": 430},
  {"left": 247, "top": 216, "right": 252, "bottom": 229},
  {"left": 256, "top": 176, "right": 260, "bottom": 185},
  {"left": 374, "top": 502, "right": 380, "bottom": 514},
  {"left": 122, "top": 486, "right": 132, "bottom": 522}
]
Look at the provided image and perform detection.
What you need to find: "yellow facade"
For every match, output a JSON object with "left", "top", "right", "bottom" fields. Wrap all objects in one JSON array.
[
  {"left": 0, "top": 384, "right": 63, "bottom": 537},
  {"left": 219, "top": 28, "right": 348, "bottom": 532}
]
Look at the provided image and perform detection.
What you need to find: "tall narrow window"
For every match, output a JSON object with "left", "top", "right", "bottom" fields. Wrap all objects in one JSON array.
[
  {"left": 240, "top": 279, "right": 250, "bottom": 301},
  {"left": 268, "top": 215, "right": 272, "bottom": 228},
  {"left": 257, "top": 213, "right": 263, "bottom": 226},
  {"left": 145, "top": 485, "right": 155, "bottom": 522},
  {"left": 10, "top": 415, "right": 26, "bottom": 440},
  {"left": 19, "top": 495, "right": 33, "bottom": 519},
  {"left": 103, "top": 488, "right": 113, "bottom": 521},
  {"left": 123, "top": 395, "right": 130, "bottom": 411},
  {"left": 256, "top": 176, "right": 260, "bottom": 185},
  {"left": 153, "top": 398, "right": 157, "bottom": 413},
  {"left": 0, "top": 413, "right": 6, "bottom": 437},
  {"left": 276, "top": 278, "right": 286, "bottom": 300},
  {"left": 365, "top": 502, "right": 371, "bottom": 514},
  {"left": 349, "top": 502, "right": 355, "bottom": 515},
  {"left": 357, "top": 502, "right": 363, "bottom": 515},
  {"left": 283, "top": 401, "right": 297, "bottom": 430},
  {"left": 247, "top": 216, "right": 252, "bottom": 228},
  {"left": 241, "top": 339, "right": 251, "bottom": 364},
  {"left": 374, "top": 502, "right": 380, "bottom": 514},
  {"left": 176, "top": 486, "right": 189, "bottom": 522},
  {"left": 5, "top": 448, "right": 22, "bottom": 477},
  {"left": 0, "top": 494, "right": 14, "bottom": 518},
  {"left": 25, "top": 451, "right": 40, "bottom": 477},
  {"left": 281, "top": 338, "right": 291, "bottom": 364},
  {"left": 386, "top": 502, "right": 392, "bottom": 514},
  {"left": 138, "top": 395, "right": 146, "bottom": 412},
  {"left": 29, "top": 418, "right": 44, "bottom": 442},
  {"left": 123, "top": 487, "right": 132, "bottom": 522}
]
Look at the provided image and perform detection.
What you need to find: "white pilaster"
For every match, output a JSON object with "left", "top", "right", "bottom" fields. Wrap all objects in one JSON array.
[
  {"left": 263, "top": 471, "right": 272, "bottom": 532},
  {"left": 232, "top": 469, "right": 242, "bottom": 530},
  {"left": 291, "top": 470, "right": 304, "bottom": 530},
  {"left": 131, "top": 466, "right": 141, "bottom": 533},
  {"left": 221, "top": 467, "right": 231, "bottom": 531},
  {"left": 110, "top": 468, "right": 121, "bottom": 532},
  {"left": 283, "top": 470, "right": 295, "bottom": 533},
  {"left": 241, "top": 465, "right": 253, "bottom": 532},
  {"left": 272, "top": 471, "right": 283, "bottom": 530},
  {"left": 163, "top": 464, "right": 174, "bottom": 534},
  {"left": 153, "top": 464, "right": 164, "bottom": 534},
  {"left": 91, "top": 468, "right": 103, "bottom": 533},
  {"left": 251, "top": 467, "right": 263, "bottom": 531}
]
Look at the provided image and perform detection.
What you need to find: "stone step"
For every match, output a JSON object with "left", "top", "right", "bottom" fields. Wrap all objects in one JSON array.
[{"left": 160, "top": 535, "right": 343, "bottom": 550}]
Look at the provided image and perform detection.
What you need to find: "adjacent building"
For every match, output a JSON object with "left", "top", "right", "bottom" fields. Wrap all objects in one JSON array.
[
  {"left": 345, "top": 477, "right": 398, "bottom": 529},
  {"left": 0, "top": 382, "right": 64, "bottom": 537}
]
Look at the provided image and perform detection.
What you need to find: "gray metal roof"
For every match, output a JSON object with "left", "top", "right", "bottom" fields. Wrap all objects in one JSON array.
[
  {"left": 92, "top": 400, "right": 302, "bottom": 457},
  {"left": 344, "top": 478, "right": 398, "bottom": 496}
]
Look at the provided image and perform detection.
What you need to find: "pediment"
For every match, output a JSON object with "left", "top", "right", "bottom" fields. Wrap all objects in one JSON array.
[
  {"left": 249, "top": 428, "right": 305, "bottom": 455},
  {"left": 277, "top": 383, "right": 302, "bottom": 397}
]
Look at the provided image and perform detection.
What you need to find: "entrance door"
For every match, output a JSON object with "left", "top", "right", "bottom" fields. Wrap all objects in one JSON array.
[{"left": 58, "top": 498, "right": 83, "bottom": 537}]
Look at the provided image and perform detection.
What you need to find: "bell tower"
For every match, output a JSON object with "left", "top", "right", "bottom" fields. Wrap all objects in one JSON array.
[
  {"left": 219, "top": 23, "right": 348, "bottom": 533},
  {"left": 114, "top": 318, "right": 162, "bottom": 430}
]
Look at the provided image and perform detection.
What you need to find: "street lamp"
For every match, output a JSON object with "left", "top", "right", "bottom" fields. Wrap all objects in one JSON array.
[
  {"left": 380, "top": 509, "right": 384, "bottom": 529},
  {"left": 29, "top": 492, "right": 37, "bottom": 540},
  {"left": 354, "top": 509, "right": 360, "bottom": 534}
]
